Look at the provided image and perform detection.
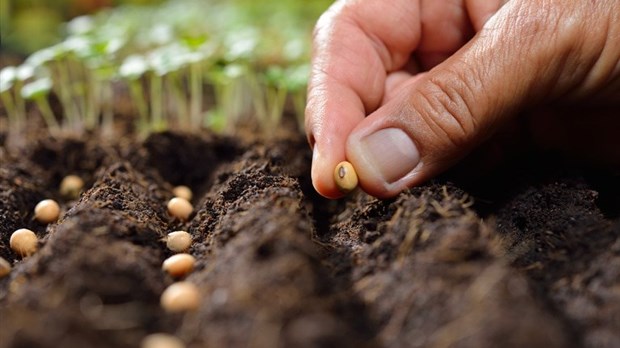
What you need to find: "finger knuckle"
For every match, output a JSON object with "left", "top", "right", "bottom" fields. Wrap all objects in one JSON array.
[{"left": 414, "top": 73, "right": 479, "bottom": 148}]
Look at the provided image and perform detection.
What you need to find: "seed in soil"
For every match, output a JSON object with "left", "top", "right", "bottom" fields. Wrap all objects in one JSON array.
[
  {"left": 10, "top": 228, "right": 39, "bottom": 257},
  {"left": 0, "top": 257, "right": 11, "bottom": 278},
  {"left": 34, "top": 199, "right": 61, "bottom": 224},
  {"left": 166, "top": 231, "right": 193, "bottom": 253},
  {"left": 162, "top": 253, "right": 196, "bottom": 278},
  {"left": 334, "top": 161, "right": 358, "bottom": 193},
  {"left": 59, "top": 174, "right": 85, "bottom": 199},
  {"left": 172, "top": 185, "right": 193, "bottom": 201},
  {"left": 160, "top": 281, "right": 200, "bottom": 312},
  {"left": 141, "top": 333, "right": 186, "bottom": 348},
  {"left": 167, "top": 197, "right": 193, "bottom": 221}
]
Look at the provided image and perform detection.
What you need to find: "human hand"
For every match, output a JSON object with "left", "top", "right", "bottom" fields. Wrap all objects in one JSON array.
[{"left": 305, "top": 0, "right": 620, "bottom": 199}]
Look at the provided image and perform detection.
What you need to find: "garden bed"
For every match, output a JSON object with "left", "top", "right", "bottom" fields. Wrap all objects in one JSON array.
[{"left": 1, "top": 118, "right": 619, "bottom": 348}]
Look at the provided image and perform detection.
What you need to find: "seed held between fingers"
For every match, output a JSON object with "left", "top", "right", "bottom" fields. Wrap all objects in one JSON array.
[
  {"left": 162, "top": 253, "right": 196, "bottom": 278},
  {"left": 10, "top": 228, "right": 38, "bottom": 257},
  {"left": 34, "top": 199, "right": 61, "bottom": 224},
  {"left": 141, "top": 333, "right": 186, "bottom": 348},
  {"left": 167, "top": 197, "right": 193, "bottom": 221},
  {"left": 160, "top": 281, "right": 201, "bottom": 312},
  {"left": 334, "top": 161, "right": 358, "bottom": 193},
  {"left": 166, "top": 231, "right": 193, "bottom": 253}
]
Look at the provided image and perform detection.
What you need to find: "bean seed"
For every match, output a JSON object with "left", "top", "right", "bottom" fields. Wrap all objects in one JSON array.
[
  {"left": 59, "top": 175, "right": 84, "bottom": 199},
  {"left": 172, "top": 185, "right": 192, "bottom": 201},
  {"left": 167, "top": 197, "right": 193, "bottom": 221},
  {"left": 34, "top": 199, "right": 60, "bottom": 224},
  {"left": 334, "top": 161, "right": 358, "bottom": 193},
  {"left": 141, "top": 333, "right": 186, "bottom": 348},
  {"left": 10, "top": 228, "right": 38, "bottom": 257},
  {"left": 162, "top": 253, "right": 196, "bottom": 278},
  {"left": 0, "top": 257, "right": 11, "bottom": 278},
  {"left": 166, "top": 231, "right": 192, "bottom": 253},
  {"left": 160, "top": 281, "right": 200, "bottom": 312}
]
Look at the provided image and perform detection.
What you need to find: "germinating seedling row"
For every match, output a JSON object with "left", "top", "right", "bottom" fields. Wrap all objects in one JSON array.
[{"left": 0, "top": 0, "right": 328, "bottom": 139}]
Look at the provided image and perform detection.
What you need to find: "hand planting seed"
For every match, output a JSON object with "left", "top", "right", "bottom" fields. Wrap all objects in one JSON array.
[
  {"left": 34, "top": 199, "right": 61, "bottom": 224},
  {"left": 166, "top": 231, "right": 193, "bottom": 253},
  {"left": 162, "top": 253, "right": 196, "bottom": 278},
  {"left": 172, "top": 185, "right": 193, "bottom": 201},
  {"left": 334, "top": 161, "right": 359, "bottom": 193},
  {"left": 167, "top": 197, "right": 193, "bottom": 221},
  {"left": 10, "top": 228, "right": 39, "bottom": 257},
  {"left": 141, "top": 333, "right": 186, "bottom": 348},
  {"left": 160, "top": 281, "right": 200, "bottom": 312},
  {"left": 59, "top": 175, "right": 85, "bottom": 199},
  {"left": 0, "top": 257, "right": 11, "bottom": 278}
]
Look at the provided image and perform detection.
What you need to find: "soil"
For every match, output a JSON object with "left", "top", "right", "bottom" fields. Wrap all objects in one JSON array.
[{"left": 0, "top": 118, "right": 619, "bottom": 348}]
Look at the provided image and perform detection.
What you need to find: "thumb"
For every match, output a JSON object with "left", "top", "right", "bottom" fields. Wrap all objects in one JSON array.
[{"left": 346, "top": 0, "right": 617, "bottom": 198}]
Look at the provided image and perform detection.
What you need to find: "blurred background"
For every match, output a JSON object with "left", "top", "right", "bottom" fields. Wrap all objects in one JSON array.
[{"left": 1, "top": 0, "right": 165, "bottom": 55}]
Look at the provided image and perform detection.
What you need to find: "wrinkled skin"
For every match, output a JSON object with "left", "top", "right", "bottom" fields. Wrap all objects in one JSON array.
[{"left": 305, "top": 0, "right": 620, "bottom": 199}]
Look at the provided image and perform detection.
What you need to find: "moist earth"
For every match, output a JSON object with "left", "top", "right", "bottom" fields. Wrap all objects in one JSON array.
[{"left": 0, "top": 127, "right": 618, "bottom": 348}]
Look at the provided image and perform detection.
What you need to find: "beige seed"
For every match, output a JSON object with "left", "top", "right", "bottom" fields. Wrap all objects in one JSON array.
[
  {"left": 172, "top": 185, "right": 192, "bottom": 201},
  {"left": 0, "top": 257, "right": 11, "bottom": 278},
  {"left": 166, "top": 231, "right": 192, "bottom": 253},
  {"left": 34, "top": 199, "right": 60, "bottom": 224},
  {"left": 162, "top": 253, "right": 196, "bottom": 278},
  {"left": 10, "top": 228, "right": 38, "bottom": 257},
  {"left": 59, "top": 175, "right": 85, "bottom": 199},
  {"left": 141, "top": 333, "right": 186, "bottom": 348},
  {"left": 167, "top": 197, "right": 193, "bottom": 221},
  {"left": 334, "top": 161, "right": 359, "bottom": 193},
  {"left": 160, "top": 281, "right": 200, "bottom": 312}
]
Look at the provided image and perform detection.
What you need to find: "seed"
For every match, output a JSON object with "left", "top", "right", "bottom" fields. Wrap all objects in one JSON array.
[
  {"left": 34, "top": 199, "right": 60, "bottom": 224},
  {"left": 59, "top": 175, "right": 85, "bottom": 199},
  {"left": 0, "top": 257, "right": 11, "bottom": 278},
  {"left": 141, "top": 333, "right": 186, "bottom": 348},
  {"left": 160, "top": 281, "right": 200, "bottom": 312},
  {"left": 334, "top": 161, "right": 358, "bottom": 193},
  {"left": 162, "top": 253, "right": 196, "bottom": 278},
  {"left": 166, "top": 231, "right": 192, "bottom": 253},
  {"left": 10, "top": 228, "right": 38, "bottom": 257},
  {"left": 172, "top": 185, "right": 192, "bottom": 201},
  {"left": 167, "top": 197, "right": 193, "bottom": 221}
]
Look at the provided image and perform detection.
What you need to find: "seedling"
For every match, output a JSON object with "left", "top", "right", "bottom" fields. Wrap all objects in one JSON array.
[
  {"left": 172, "top": 185, "right": 193, "bottom": 201},
  {"left": 334, "top": 161, "right": 359, "bottom": 194},
  {"left": 0, "top": 257, "right": 11, "bottom": 278},
  {"left": 3, "top": 0, "right": 332, "bottom": 139},
  {"left": 10, "top": 228, "right": 38, "bottom": 257},
  {"left": 34, "top": 199, "right": 61, "bottom": 224},
  {"left": 166, "top": 231, "right": 192, "bottom": 253},
  {"left": 160, "top": 281, "right": 200, "bottom": 312},
  {"left": 59, "top": 175, "right": 85, "bottom": 199},
  {"left": 141, "top": 333, "right": 186, "bottom": 348},
  {"left": 167, "top": 197, "right": 193, "bottom": 221},
  {"left": 162, "top": 253, "right": 196, "bottom": 278},
  {"left": 0, "top": 66, "right": 23, "bottom": 133},
  {"left": 20, "top": 77, "right": 60, "bottom": 134}
]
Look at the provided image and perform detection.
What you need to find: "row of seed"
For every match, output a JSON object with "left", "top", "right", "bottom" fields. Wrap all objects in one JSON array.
[
  {"left": 1, "top": 176, "right": 198, "bottom": 348},
  {"left": 142, "top": 186, "right": 200, "bottom": 348},
  {"left": 0, "top": 175, "right": 85, "bottom": 278}
]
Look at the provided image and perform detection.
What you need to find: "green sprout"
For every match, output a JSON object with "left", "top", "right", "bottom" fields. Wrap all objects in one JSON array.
[
  {"left": 20, "top": 77, "right": 60, "bottom": 134},
  {"left": 120, "top": 54, "right": 149, "bottom": 133},
  {"left": 4, "top": 0, "right": 330, "bottom": 140},
  {"left": 1, "top": 66, "right": 21, "bottom": 133}
]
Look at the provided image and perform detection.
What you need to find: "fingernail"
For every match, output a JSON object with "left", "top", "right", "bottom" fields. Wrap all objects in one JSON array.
[{"left": 354, "top": 128, "right": 420, "bottom": 184}]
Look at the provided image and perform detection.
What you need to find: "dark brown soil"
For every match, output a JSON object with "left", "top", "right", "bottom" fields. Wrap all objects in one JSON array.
[{"left": 0, "top": 124, "right": 618, "bottom": 348}]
